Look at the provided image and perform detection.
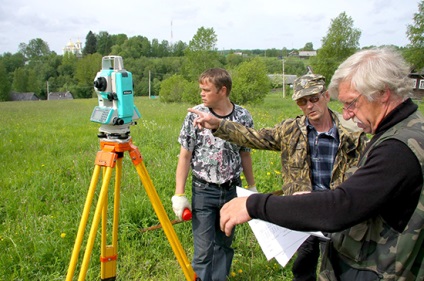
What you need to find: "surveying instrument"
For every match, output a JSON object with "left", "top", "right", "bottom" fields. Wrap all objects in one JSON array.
[{"left": 66, "top": 56, "right": 199, "bottom": 281}]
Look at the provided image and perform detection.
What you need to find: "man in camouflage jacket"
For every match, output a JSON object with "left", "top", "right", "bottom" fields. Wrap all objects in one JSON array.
[
  {"left": 190, "top": 73, "right": 367, "bottom": 280},
  {"left": 214, "top": 104, "right": 366, "bottom": 195}
]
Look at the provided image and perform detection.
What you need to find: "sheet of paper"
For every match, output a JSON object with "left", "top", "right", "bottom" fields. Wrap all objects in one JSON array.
[{"left": 237, "top": 187, "right": 329, "bottom": 267}]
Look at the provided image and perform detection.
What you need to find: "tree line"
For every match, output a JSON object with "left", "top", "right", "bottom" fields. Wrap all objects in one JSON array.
[{"left": 0, "top": 2, "right": 423, "bottom": 104}]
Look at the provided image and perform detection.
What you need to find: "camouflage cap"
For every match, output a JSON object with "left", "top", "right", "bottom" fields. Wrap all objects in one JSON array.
[{"left": 292, "top": 74, "right": 326, "bottom": 100}]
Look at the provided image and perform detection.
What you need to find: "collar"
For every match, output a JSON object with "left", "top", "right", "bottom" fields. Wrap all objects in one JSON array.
[
  {"left": 375, "top": 98, "right": 418, "bottom": 135},
  {"left": 306, "top": 117, "right": 338, "bottom": 139}
]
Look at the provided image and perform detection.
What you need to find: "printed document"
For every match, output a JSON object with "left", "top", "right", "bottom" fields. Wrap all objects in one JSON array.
[{"left": 237, "top": 187, "right": 328, "bottom": 267}]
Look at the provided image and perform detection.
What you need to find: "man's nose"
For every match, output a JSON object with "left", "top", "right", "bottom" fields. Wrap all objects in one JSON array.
[
  {"left": 306, "top": 100, "right": 315, "bottom": 107},
  {"left": 342, "top": 110, "right": 354, "bottom": 120}
]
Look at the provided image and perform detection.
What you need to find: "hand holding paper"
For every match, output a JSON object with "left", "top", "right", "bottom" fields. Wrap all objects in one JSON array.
[
  {"left": 220, "top": 196, "right": 251, "bottom": 236},
  {"left": 235, "top": 187, "right": 328, "bottom": 267}
]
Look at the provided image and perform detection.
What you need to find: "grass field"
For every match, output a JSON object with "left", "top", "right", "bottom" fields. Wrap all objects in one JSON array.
[{"left": 0, "top": 93, "right": 422, "bottom": 280}]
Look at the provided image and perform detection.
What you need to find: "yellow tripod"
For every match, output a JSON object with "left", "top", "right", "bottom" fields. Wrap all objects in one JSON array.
[{"left": 66, "top": 137, "right": 198, "bottom": 281}]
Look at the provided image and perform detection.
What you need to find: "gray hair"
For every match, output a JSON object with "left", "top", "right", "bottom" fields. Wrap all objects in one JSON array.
[{"left": 328, "top": 48, "right": 413, "bottom": 101}]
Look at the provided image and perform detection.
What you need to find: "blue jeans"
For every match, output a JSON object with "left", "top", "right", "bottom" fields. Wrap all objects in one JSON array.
[{"left": 191, "top": 176, "right": 240, "bottom": 281}]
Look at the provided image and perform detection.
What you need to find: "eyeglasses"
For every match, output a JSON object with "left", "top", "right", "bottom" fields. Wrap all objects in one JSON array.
[
  {"left": 342, "top": 95, "right": 361, "bottom": 112},
  {"left": 296, "top": 92, "right": 325, "bottom": 106}
]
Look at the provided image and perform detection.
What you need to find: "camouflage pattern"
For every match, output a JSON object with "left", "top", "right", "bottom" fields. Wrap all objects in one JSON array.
[
  {"left": 320, "top": 110, "right": 424, "bottom": 280},
  {"left": 213, "top": 110, "right": 367, "bottom": 194},
  {"left": 292, "top": 74, "right": 326, "bottom": 101},
  {"left": 178, "top": 104, "right": 253, "bottom": 184}
]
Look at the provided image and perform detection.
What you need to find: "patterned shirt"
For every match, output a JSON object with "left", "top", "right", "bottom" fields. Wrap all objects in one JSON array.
[
  {"left": 306, "top": 119, "right": 339, "bottom": 191},
  {"left": 178, "top": 103, "right": 253, "bottom": 184}
]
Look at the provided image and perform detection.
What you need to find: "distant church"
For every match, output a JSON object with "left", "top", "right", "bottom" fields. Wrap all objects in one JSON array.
[{"left": 63, "top": 39, "right": 83, "bottom": 56}]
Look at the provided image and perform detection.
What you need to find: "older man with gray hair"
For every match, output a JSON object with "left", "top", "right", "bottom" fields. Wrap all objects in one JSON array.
[{"left": 218, "top": 47, "right": 424, "bottom": 280}]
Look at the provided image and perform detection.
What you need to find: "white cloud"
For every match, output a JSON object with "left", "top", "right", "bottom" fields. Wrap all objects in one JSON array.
[{"left": 0, "top": 0, "right": 419, "bottom": 54}]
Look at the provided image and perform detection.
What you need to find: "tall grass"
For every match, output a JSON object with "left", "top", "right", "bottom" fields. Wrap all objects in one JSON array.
[{"left": 1, "top": 93, "right": 421, "bottom": 280}]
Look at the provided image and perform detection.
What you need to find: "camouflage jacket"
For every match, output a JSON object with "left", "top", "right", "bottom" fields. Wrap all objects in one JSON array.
[
  {"left": 320, "top": 110, "right": 424, "bottom": 281},
  {"left": 214, "top": 110, "right": 367, "bottom": 194}
]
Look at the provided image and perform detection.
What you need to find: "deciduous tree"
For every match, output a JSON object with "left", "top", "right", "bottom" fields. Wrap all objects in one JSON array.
[
  {"left": 0, "top": 52, "right": 25, "bottom": 73},
  {"left": 119, "top": 36, "right": 151, "bottom": 59},
  {"left": 74, "top": 53, "right": 102, "bottom": 98},
  {"left": 171, "top": 40, "right": 187, "bottom": 57},
  {"left": 96, "top": 31, "right": 112, "bottom": 56},
  {"left": 12, "top": 67, "right": 28, "bottom": 92},
  {"left": 182, "top": 27, "right": 221, "bottom": 80},
  {"left": 310, "top": 12, "right": 361, "bottom": 83},
  {"left": 405, "top": 0, "right": 424, "bottom": 70},
  {"left": 18, "top": 38, "right": 51, "bottom": 61},
  {"left": 0, "top": 62, "right": 11, "bottom": 101},
  {"left": 301, "top": 42, "right": 314, "bottom": 51}
]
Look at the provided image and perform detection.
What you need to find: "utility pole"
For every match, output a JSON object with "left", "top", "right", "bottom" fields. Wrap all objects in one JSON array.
[
  {"left": 282, "top": 59, "right": 285, "bottom": 98},
  {"left": 148, "top": 70, "right": 151, "bottom": 98}
]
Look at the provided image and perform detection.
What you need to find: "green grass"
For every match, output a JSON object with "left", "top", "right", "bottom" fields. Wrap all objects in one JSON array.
[{"left": 1, "top": 93, "right": 421, "bottom": 280}]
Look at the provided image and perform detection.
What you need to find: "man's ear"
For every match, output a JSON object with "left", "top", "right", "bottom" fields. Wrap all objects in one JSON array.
[
  {"left": 379, "top": 87, "right": 391, "bottom": 103},
  {"left": 219, "top": 86, "right": 227, "bottom": 96},
  {"left": 323, "top": 90, "right": 330, "bottom": 101}
]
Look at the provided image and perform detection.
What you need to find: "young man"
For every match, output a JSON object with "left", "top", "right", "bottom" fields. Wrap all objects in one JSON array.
[
  {"left": 219, "top": 48, "right": 424, "bottom": 280},
  {"left": 189, "top": 72, "right": 367, "bottom": 280},
  {"left": 171, "top": 68, "right": 256, "bottom": 281}
]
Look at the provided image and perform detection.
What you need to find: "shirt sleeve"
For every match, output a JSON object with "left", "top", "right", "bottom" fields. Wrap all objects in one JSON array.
[
  {"left": 178, "top": 112, "right": 196, "bottom": 151},
  {"left": 214, "top": 119, "right": 286, "bottom": 151},
  {"left": 247, "top": 139, "right": 422, "bottom": 233}
]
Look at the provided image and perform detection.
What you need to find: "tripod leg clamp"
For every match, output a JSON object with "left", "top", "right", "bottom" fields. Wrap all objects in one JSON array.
[
  {"left": 100, "top": 254, "right": 117, "bottom": 263},
  {"left": 100, "top": 245, "right": 117, "bottom": 280}
]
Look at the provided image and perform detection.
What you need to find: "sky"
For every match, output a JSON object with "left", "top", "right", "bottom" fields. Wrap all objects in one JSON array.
[{"left": 0, "top": 0, "right": 420, "bottom": 55}]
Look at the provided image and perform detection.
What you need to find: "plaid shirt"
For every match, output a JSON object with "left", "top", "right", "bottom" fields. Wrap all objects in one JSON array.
[
  {"left": 306, "top": 120, "right": 340, "bottom": 191},
  {"left": 214, "top": 110, "right": 366, "bottom": 194}
]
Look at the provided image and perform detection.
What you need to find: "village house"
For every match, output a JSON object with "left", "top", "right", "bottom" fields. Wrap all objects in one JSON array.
[
  {"left": 409, "top": 72, "right": 424, "bottom": 100},
  {"left": 48, "top": 91, "right": 74, "bottom": 100},
  {"left": 10, "top": 92, "right": 40, "bottom": 101}
]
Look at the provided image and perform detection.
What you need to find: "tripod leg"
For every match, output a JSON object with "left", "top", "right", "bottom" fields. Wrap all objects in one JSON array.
[
  {"left": 66, "top": 164, "right": 102, "bottom": 281},
  {"left": 78, "top": 166, "right": 114, "bottom": 281},
  {"left": 134, "top": 161, "right": 197, "bottom": 281},
  {"left": 100, "top": 157, "right": 122, "bottom": 281}
]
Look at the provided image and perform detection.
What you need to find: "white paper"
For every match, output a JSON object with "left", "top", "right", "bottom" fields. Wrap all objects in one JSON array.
[{"left": 237, "top": 187, "right": 329, "bottom": 267}]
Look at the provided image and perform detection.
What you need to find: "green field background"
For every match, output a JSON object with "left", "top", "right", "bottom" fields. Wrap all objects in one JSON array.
[{"left": 0, "top": 93, "right": 422, "bottom": 280}]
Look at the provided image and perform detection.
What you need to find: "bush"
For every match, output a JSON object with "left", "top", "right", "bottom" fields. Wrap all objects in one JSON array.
[
  {"left": 159, "top": 74, "right": 189, "bottom": 103},
  {"left": 231, "top": 58, "right": 272, "bottom": 105}
]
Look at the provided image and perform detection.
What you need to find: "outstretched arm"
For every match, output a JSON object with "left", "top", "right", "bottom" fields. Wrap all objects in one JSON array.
[{"left": 188, "top": 108, "right": 222, "bottom": 130}]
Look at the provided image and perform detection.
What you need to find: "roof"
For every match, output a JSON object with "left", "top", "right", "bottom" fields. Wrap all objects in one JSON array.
[
  {"left": 298, "top": 51, "right": 317, "bottom": 57},
  {"left": 48, "top": 92, "right": 74, "bottom": 100},
  {"left": 268, "top": 74, "right": 297, "bottom": 84},
  {"left": 10, "top": 92, "right": 40, "bottom": 101}
]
